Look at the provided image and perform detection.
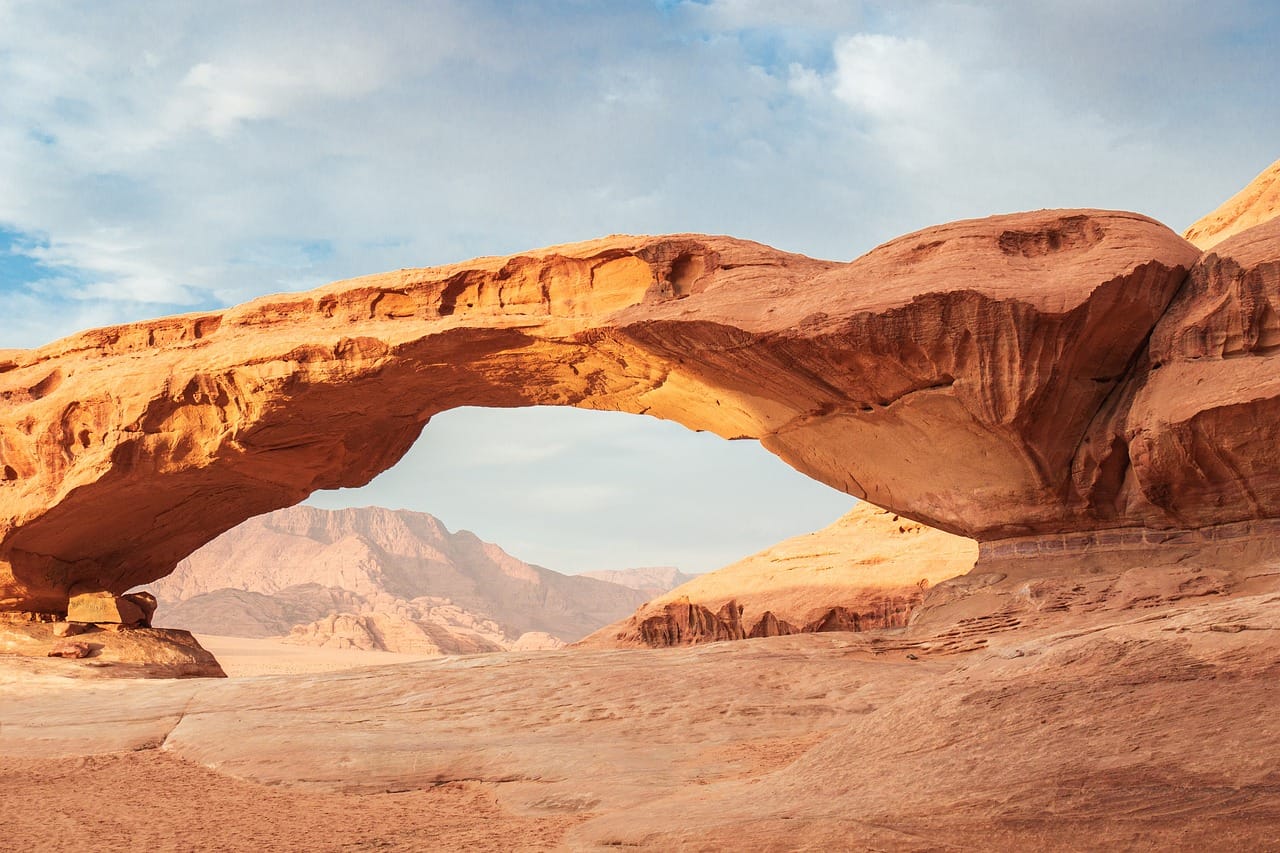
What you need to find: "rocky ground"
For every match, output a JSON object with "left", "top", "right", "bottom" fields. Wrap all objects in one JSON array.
[{"left": 4, "top": 565, "right": 1278, "bottom": 851}]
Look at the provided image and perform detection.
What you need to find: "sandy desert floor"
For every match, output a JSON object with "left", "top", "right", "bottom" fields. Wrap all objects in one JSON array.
[
  {"left": 194, "top": 633, "right": 445, "bottom": 677},
  {"left": 4, "top": 584, "right": 1280, "bottom": 851}
]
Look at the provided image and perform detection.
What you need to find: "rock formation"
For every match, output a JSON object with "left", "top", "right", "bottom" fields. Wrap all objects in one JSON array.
[
  {"left": 0, "top": 610, "right": 224, "bottom": 677},
  {"left": 0, "top": 209, "right": 1204, "bottom": 613},
  {"left": 283, "top": 611, "right": 500, "bottom": 656},
  {"left": 150, "top": 505, "right": 650, "bottom": 649},
  {"left": 3, "top": 185, "right": 1280, "bottom": 615},
  {"left": 1183, "top": 157, "right": 1280, "bottom": 249},
  {"left": 580, "top": 502, "right": 977, "bottom": 647}
]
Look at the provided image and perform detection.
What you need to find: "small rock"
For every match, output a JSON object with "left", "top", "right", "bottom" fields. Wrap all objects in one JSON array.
[
  {"left": 1209, "top": 623, "right": 1247, "bottom": 633},
  {"left": 122, "top": 591, "right": 158, "bottom": 627},
  {"left": 48, "top": 640, "right": 92, "bottom": 659},
  {"left": 51, "top": 622, "right": 86, "bottom": 637},
  {"left": 906, "top": 653, "right": 919, "bottom": 660}
]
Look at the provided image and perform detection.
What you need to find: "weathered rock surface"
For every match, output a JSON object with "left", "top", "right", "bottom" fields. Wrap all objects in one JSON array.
[
  {"left": 66, "top": 588, "right": 154, "bottom": 626},
  {"left": 0, "top": 210, "right": 1211, "bottom": 612},
  {"left": 581, "top": 502, "right": 977, "bottom": 648},
  {"left": 1122, "top": 218, "right": 1280, "bottom": 527},
  {"left": 1183, "top": 157, "right": 1280, "bottom": 249},
  {"left": 4, "top": 584, "right": 1278, "bottom": 849},
  {"left": 0, "top": 616, "right": 224, "bottom": 678},
  {"left": 149, "top": 505, "right": 649, "bottom": 650}
]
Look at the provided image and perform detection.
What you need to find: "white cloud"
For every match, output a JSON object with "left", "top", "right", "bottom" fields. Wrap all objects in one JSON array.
[
  {"left": 831, "top": 33, "right": 944, "bottom": 119},
  {"left": 3, "top": 0, "right": 1270, "bottom": 343}
]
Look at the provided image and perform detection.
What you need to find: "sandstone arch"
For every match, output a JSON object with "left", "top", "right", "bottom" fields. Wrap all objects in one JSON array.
[{"left": 4, "top": 207, "right": 1275, "bottom": 614}]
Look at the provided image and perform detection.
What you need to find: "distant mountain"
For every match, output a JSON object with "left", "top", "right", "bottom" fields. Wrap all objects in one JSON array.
[
  {"left": 158, "top": 584, "right": 365, "bottom": 638},
  {"left": 577, "top": 566, "right": 697, "bottom": 598},
  {"left": 149, "top": 506, "right": 650, "bottom": 652}
]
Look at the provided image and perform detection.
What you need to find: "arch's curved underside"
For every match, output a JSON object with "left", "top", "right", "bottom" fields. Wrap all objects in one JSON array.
[{"left": 1, "top": 207, "right": 1278, "bottom": 612}]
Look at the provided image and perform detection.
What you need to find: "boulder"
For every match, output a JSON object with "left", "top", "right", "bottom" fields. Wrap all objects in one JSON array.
[
  {"left": 66, "top": 588, "right": 147, "bottom": 626},
  {"left": 122, "top": 591, "right": 157, "bottom": 627}
]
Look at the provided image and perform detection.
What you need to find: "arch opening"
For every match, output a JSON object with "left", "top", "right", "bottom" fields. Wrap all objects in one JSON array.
[{"left": 303, "top": 405, "right": 855, "bottom": 575}]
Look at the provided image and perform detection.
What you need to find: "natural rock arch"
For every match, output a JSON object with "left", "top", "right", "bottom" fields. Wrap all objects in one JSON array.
[{"left": 4, "top": 207, "right": 1279, "bottom": 614}]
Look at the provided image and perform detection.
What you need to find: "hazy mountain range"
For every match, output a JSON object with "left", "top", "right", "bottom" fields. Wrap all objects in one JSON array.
[{"left": 150, "top": 506, "right": 689, "bottom": 653}]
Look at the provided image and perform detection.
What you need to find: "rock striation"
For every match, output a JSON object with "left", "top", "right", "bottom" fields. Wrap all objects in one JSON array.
[
  {"left": 580, "top": 502, "right": 977, "bottom": 648},
  {"left": 2, "top": 187, "right": 1280, "bottom": 613}
]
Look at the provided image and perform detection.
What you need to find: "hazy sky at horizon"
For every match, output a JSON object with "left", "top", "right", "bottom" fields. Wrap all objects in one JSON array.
[{"left": 2, "top": 1, "right": 1278, "bottom": 573}]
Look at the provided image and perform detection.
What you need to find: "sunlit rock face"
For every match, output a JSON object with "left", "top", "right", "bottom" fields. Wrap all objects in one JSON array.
[
  {"left": 0, "top": 204, "right": 1265, "bottom": 615},
  {"left": 1183, "top": 157, "right": 1280, "bottom": 250},
  {"left": 578, "top": 502, "right": 978, "bottom": 649}
]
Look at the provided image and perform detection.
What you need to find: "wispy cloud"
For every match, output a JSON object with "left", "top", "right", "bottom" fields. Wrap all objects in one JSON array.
[{"left": 3, "top": 2, "right": 1272, "bottom": 350}]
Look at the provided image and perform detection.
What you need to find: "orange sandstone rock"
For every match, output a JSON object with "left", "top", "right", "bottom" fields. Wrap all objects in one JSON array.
[
  {"left": 580, "top": 502, "right": 977, "bottom": 648},
  {"left": 1115, "top": 217, "right": 1280, "bottom": 528},
  {"left": 1183, "top": 158, "right": 1280, "bottom": 249},
  {"left": 0, "top": 211, "right": 1203, "bottom": 613},
  {"left": 66, "top": 588, "right": 147, "bottom": 626}
]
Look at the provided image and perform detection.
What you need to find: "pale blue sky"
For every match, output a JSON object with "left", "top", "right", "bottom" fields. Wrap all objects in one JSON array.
[{"left": 2, "top": 1, "right": 1277, "bottom": 572}]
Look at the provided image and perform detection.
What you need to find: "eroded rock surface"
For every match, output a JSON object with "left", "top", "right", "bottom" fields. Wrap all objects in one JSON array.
[
  {"left": 4, "top": 586, "right": 1278, "bottom": 849},
  {"left": 581, "top": 502, "right": 977, "bottom": 648},
  {"left": 0, "top": 210, "right": 1211, "bottom": 612},
  {"left": 0, "top": 613, "right": 224, "bottom": 678},
  {"left": 1125, "top": 219, "right": 1280, "bottom": 527}
]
